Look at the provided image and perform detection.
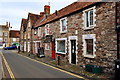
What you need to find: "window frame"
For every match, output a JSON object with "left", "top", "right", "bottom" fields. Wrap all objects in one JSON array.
[
  {"left": 82, "top": 34, "right": 96, "bottom": 58},
  {"left": 55, "top": 38, "right": 67, "bottom": 54},
  {"left": 45, "top": 24, "right": 50, "bottom": 35},
  {"left": 45, "top": 43, "right": 50, "bottom": 50},
  {"left": 60, "top": 17, "right": 67, "bottom": 33},
  {"left": 38, "top": 27, "right": 41, "bottom": 37},
  {"left": 83, "top": 6, "right": 96, "bottom": 30}
]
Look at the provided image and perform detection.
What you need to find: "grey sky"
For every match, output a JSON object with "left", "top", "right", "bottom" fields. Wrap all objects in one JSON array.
[{"left": 0, "top": 0, "right": 77, "bottom": 30}]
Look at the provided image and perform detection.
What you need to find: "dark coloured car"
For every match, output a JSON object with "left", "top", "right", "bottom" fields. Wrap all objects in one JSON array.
[{"left": 4, "top": 46, "right": 17, "bottom": 50}]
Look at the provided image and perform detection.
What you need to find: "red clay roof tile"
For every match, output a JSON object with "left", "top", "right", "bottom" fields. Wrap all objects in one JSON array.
[{"left": 36, "top": 2, "right": 96, "bottom": 27}]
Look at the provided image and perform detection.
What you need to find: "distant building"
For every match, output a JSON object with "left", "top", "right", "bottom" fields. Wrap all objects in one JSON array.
[
  {"left": 0, "top": 22, "right": 10, "bottom": 48},
  {"left": 9, "top": 30, "right": 20, "bottom": 47}
]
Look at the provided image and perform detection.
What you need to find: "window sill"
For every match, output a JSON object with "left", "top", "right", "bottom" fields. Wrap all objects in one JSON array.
[
  {"left": 83, "top": 54, "right": 96, "bottom": 58},
  {"left": 83, "top": 27, "right": 94, "bottom": 30},
  {"left": 60, "top": 31, "right": 67, "bottom": 34},
  {"left": 56, "top": 52, "right": 66, "bottom": 54},
  {"left": 45, "top": 49, "right": 50, "bottom": 50},
  {"left": 83, "top": 24, "right": 96, "bottom": 30}
]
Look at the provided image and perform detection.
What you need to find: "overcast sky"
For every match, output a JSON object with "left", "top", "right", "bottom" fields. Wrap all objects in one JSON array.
[{"left": 0, "top": 0, "right": 77, "bottom": 30}]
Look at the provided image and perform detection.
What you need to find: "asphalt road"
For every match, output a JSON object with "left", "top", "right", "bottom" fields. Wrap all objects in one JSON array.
[{"left": 1, "top": 50, "right": 85, "bottom": 80}]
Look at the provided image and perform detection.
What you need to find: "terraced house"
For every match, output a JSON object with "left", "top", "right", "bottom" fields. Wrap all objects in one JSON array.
[
  {"left": 0, "top": 22, "right": 10, "bottom": 48},
  {"left": 20, "top": 19, "right": 27, "bottom": 52},
  {"left": 20, "top": 2, "right": 120, "bottom": 73}
]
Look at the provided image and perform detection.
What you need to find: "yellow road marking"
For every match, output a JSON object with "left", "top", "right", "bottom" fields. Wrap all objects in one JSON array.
[
  {"left": 18, "top": 54, "right": 87, "bottom": 80},
  {"left": 1, "top": 53, "right": 15, "bottom": 80}
]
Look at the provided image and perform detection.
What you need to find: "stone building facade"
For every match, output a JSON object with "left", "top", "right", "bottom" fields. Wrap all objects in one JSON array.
[
  {"left": 20, "top": 19, "right": 27, "bottom": 52},
  {"left": 20, "top": 2, "right": 120, "bottom": 73},
  {"left": 0, "top": 22, "right": 10, "bottom": 48},
  {"left": 32, "top": 2, "right": 120, "bottom": 73},
  {"left": 9, "top": 30, "right": 20, "bottom": 46}
]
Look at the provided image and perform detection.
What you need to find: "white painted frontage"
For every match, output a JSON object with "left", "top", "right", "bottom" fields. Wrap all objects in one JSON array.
[
  {"left": 28, "top": 42, "right": 30, "bottom": 53},
  {"left": 24, "top": 42, "right": 26, "bottom": 51}
]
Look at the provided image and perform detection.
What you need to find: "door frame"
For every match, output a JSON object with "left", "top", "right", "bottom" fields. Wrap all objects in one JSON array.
[
  {"left": 68, "top": 36, "right": 78, "bottom": 64},
  {"left": 33, "top": 41, "right": 41, "bottom": 54}
]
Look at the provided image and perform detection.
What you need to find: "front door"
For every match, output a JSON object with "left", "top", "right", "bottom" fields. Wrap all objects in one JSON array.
[
  {"left": 52, "top": 41, "right": 56, "bottom": 59},
  {"left": 71, "top": 40, "right": 76, "bottom": 64}
]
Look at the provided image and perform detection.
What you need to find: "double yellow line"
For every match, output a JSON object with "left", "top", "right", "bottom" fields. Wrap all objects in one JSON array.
[
  {"left": 18, "top": 54, "right": 86, "bottom": 80},
  {"left": 1, "top": 53, "right": 15, "bottom": 80},
  {"left": 1, "top": 51, "right": 87, "bottom": 80}
]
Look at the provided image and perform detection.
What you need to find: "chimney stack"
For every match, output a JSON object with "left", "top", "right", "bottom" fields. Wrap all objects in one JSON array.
[
  {"left": 40, "top": 12, "right": 45, "bottom": 16},
  {"left": 44, "top": 5, "right": 50, "bottom": 15},
  {"left": 6, "top": 22, "right": 8, "bottom": 27}
]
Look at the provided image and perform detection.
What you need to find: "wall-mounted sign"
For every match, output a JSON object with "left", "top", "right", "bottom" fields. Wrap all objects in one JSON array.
[{"left": 43, "top": 35, "right": 52, "bottom": 43}]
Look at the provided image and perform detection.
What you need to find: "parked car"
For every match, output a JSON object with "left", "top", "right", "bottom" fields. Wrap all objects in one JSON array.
[{"left": 4, "top": 45, "right": 17, "bottom": 50}]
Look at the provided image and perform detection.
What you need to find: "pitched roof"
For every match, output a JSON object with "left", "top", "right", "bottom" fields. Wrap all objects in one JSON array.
[
  {"left": 36, "top": 2, "right": 96, "bottom": 27},
  {"left": 9, "top": 30, "right": 20, "bottom": 38},
  {"left": 28, "top": 13, "right": 41, "bottom": 27},
  {"left": 20, "top": 18, "right": 27, "bottom": 31},
  {"left": 34, "top": 15, "right": 45, "bottom": 27}
]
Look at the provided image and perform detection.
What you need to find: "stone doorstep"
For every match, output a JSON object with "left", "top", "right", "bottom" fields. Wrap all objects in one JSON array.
[{"left": 18, "top": 51, "right": 114, "bottom": 79}]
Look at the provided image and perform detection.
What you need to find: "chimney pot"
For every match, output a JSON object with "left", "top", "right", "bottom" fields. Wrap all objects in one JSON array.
[
  {"left": 40, "top": 12, "right": 44, "bottom": 16},
  {"left": 44, "top": 5, "right": 50, "bottom": 15}
]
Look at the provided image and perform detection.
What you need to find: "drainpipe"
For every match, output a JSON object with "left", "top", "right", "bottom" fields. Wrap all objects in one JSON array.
[{"left": 115, "top": 2, "right": 119, "bottom": 59}]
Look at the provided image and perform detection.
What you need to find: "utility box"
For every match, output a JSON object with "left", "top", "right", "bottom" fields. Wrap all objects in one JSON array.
[
  {"left": 85, "top": 64, "right": 94, "bottom": 72},
  {"left": 38, "top": 47, "right": 45, "bottom": 58},
  {"left": 85, "top": 64, "right": 103, "bottom": 74},
  {"left": 115, "top": 59, "right": 120, "bottom": 80},
  {"left": 92, "top": 65, "right": 103, "bottom": 74}
]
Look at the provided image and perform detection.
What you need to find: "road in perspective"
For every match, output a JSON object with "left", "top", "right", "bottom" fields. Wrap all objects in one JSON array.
[{"left": 0, "top": 49, "right": 85, "bottom": 80}]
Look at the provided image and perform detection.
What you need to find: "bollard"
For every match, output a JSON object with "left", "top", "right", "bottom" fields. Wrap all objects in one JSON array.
[{"left": 58, "top": 55, "right": 60, "bottom": 65}]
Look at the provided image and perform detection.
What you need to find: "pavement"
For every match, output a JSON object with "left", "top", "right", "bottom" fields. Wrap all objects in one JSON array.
[
  {"left": 1, "top": 50, "right": 85, "bottom": 79},
  {"left": 0, "top": 50, "right": 3, "bottom": 80}
]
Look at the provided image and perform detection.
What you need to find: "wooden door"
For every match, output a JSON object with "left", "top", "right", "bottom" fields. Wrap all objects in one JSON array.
[
  {"left": 71, "top": 40, "right": 76, "bottom": 64},
  {"left": 52, "top": 41, "right": 55, "bottom": 59}
]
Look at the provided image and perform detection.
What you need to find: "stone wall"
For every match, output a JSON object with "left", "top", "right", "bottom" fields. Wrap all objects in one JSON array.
[{"left": 35, "top": 2, "right": 116, "bottom": 73}]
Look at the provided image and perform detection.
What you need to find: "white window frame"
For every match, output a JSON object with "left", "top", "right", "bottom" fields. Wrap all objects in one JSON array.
[
  {"left": 60, "top": 17, "right": 67, "bottom": 33},
  {"left": 38, "top": 27, "right": 41, "bottom": 37},
  {"left": 55, "top": 38, "right": 67, "bottom": 54},
  {"left": 34, "top": 30, "right": 37, "bottom": 35},
  {"left": 68, "top": 36, "right": 78, "bottom": 64},
  {"left": 45, "top": 43, "right": 50, "bottom": 50},
  {"left": 83, "top": 6, "right": 96, "bottom": 30},
  {"left": 45, "top": 24, "right": 50, "bottom": 35},
  {"left": 82, "top": 34, "right": 96, "bottom": 58},
  {"left": 13, "top": 38, "right": 16, "bottom": 42}
]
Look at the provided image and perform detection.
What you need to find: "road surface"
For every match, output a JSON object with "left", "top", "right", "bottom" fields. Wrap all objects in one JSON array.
[{"left": 1, "top": 50, "right": 85, "bottom": 80}]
